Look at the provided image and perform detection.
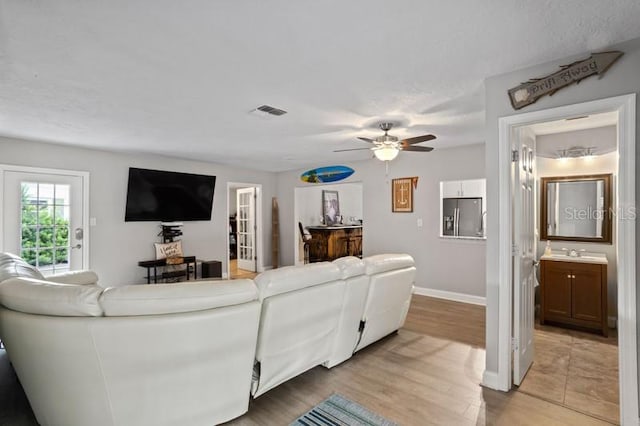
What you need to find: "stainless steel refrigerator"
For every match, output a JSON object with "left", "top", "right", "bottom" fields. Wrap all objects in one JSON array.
[{"left": 442, "top": 197, "right": 483, "bottom": 237}]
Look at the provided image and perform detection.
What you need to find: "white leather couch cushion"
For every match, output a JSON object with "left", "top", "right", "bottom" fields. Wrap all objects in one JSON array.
[
  {"left": 364, "top": 253, "right": 415, "bottom": 275},
  {"left": 253, "top": 280, "right": 345, "bottom": 397},
  {"left": 326, "top": 257, "right": 368, "bottom": 368},
  {"left": 0, "top": 252, "right": 45, "bottom": 283},
  {"left": 332, "top": 256, "right": 366, "bottom": 279},
  {"left": 254, "top": 262, "right": 341, "bottom": 300},
  {"left": 100, "top": 279, "right": 258, "bottom": 316},
  {"left": 0, "top": 277, "right": 103, "bottom": 317},
  {"left": 356, "top": 259, "right": 416, "bottom": 352},
  {"left": 46, "top": 270, "right": 99, "bottom": 286}
]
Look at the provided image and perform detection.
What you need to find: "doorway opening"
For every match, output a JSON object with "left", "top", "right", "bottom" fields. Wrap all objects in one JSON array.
[
  {"left": 293, "top": 182, "right": 363, "bottom": 265},
  {"left": 226, "top": 182, "right": 262, "bottom": 280},
  {"left": 493, "top": 94, "right": 637, "bottom": 424},
  {"left": 0, "top": 165, "right": 90, "bottom": 272},
  {"left": 514, "top": 114, "right": 620, "bottom": 423}
]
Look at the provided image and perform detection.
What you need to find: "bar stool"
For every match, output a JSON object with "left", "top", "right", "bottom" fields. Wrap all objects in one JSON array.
[{"left": 298, "top": 222, "right": 312, "bottom": 264}]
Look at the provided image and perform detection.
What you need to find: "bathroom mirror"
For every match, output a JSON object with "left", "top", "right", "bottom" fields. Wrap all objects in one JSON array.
[{"left": 540, "top": 174, "right": 612, "bottom": 243}]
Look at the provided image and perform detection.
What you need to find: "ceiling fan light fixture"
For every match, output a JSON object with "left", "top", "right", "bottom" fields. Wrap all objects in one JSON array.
[{"left": 374, "top": 146, "right": 399, "bottom": 161}]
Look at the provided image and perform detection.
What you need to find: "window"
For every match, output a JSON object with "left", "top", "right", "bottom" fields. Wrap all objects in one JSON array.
[{"left": 20, "top": 182, "right": 71, "bottom": 274}]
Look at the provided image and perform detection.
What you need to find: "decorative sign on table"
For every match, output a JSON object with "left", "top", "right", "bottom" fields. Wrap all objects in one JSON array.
[
  {"left": 508, "top": 51, "right": 623, "bottom": 110},
  {"left": 154, "top": 240, "right": 183, "bottom": 259},
  {"left": 301, "top": 165, "right": 354, "bottom": 183},
  {"left": 392, "top": 177, "right": 414, "bottom": 213}
]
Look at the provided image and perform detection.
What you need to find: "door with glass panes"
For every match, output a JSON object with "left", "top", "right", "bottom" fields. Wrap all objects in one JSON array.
[
  {"left": 236, "top": 187, "right": 256, "bottom": 272},
  {"left": 2, "top": 168, "right": 86, "bottom": 274}
]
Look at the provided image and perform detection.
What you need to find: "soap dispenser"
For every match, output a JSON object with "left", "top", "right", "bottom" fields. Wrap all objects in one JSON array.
[{"left": 544, "top": 240, "right": 552, "bottom": 256}]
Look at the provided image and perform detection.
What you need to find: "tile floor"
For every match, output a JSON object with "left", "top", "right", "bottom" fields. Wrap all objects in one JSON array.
[{"left": 517, "top": 322, "right": 619, "bottom": 424}]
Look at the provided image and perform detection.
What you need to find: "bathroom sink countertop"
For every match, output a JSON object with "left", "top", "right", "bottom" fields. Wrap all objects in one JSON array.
[{"left": 540, "top": 251, "right": 608, "bottom": 265}]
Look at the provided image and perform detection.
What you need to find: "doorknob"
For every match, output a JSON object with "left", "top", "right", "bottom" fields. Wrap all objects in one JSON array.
[
  {"left": 71, "top": 244, "right": 82, "bottom": 249},
  {"left": 75, "top": 228, "right": 84, "bottom": 240}
]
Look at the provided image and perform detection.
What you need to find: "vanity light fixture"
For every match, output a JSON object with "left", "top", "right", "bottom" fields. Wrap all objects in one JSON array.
[
  {"left": 583, "top": 148, "right": 595, "bottom": 160},
  {"left": 555, "top": 146, "right": 596, "bottom": 161}
]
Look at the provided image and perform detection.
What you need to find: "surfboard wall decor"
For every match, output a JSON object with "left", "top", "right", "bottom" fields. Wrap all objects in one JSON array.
[{"left": 300, "top": 165, "right": 354, "bottom": 183}]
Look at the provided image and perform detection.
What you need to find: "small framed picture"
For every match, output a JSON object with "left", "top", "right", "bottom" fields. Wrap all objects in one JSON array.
[{"left": 392, "top": 178, "right": 413, "bottom": 212}]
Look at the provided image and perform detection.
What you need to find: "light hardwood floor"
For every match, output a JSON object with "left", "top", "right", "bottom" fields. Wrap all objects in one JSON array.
[
  {"left": 230, "top": 259, "right": 258, "bottom": 279},
  {"left": 0, "top": 296, "right": 617, "bottom": 425}
]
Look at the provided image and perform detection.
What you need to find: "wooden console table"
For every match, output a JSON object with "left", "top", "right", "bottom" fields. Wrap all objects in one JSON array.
[
  {"left": 138, "top": 256, "right": 197, "bottom": 284},
  {"left": 306, "top": 225, "right": 363, "bottom": 262}
]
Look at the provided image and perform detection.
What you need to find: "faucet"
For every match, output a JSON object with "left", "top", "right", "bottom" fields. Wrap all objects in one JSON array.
[{"left": 561, "top": 248, "right": 586, "bottom": 257}]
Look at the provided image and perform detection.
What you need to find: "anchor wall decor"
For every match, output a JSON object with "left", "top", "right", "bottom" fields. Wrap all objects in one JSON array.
[{"left": 392, "top": 177, "right": 414, "bottom": 213}]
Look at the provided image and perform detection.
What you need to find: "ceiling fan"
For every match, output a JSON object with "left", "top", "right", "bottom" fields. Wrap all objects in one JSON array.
[{"left": 334, "top": 122, "right": 436, "bottom": 161}]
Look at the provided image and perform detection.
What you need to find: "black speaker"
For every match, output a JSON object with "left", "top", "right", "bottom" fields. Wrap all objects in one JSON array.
[{"left": 201, "top": 260, "right": 222, "bottom": 279}]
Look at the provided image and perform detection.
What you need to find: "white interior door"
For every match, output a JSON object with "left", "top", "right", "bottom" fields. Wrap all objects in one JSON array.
[
  {"left": 236, "top": 187, "right": 256, "bottom": 272},
  {"left": 2, "top": 168, "right": 86, "bottom": 274},
  {"left": 513, "top": 129, "right": 536, "bottom": 386}
]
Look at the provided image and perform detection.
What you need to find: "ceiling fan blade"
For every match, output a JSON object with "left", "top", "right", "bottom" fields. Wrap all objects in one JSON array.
[
  {"left": 401, "top": 145, "right": 434, "bottom": 152},
  {"left": 333, "top": 147, "right": 373, "bottom": 152},
  {"left": 399, "top": 134, "right": 436, "bottom": 145},
  {"left": 357, "top": 137, "right": 376, "bottom": 143}
]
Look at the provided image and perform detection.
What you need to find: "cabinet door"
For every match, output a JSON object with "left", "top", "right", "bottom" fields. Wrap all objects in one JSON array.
[
  {"left": 327, "top": 229, "right": 347, "bottom": 260},
  {"left": 442, "top": 181, "right": 462, "bottom": 198},
  {"left": 572, "top": 263, "right": 603, "bottom": 322},
  {"left": 460, "top": 179, "right": 486, "bottom": 198},
  {"left": 543, "top": 262, "right": 572, "bottom": 319}
]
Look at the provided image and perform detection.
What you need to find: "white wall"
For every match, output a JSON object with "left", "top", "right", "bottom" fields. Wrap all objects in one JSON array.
[
  {"left": 228, "top": 187, "right": 238, "bottom": 217},
  {"left": 277, "top": 143, "right": 486, "bottom": 297},
  {"left": 536, "top": 125, "right": 617, "bottom": 158},
  {"left": 536, "top": 151, "right": 618, "bottom": 319},
  {"left": 484, "top": 37, "right": 640, "bottom": 378},
  {"left": 296, "top": 182, "right": 363, "bottom": 227},
  {"left": 0, "top": 136, "right": 277, "bottom": 286}
]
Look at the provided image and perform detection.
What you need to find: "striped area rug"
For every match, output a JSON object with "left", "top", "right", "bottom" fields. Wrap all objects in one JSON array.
[{"left": 290, "top": 394, "right": 398, "bottom": 426}]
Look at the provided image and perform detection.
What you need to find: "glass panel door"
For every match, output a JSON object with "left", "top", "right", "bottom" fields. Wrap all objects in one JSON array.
[
  {"left": 20, "top": 182, "right": 72, "bottom": 274},
  {"left": 3, "top": 169, "right": 85, "bottom": 274},
  {"left": 236, "top": 187, "right": 256, "bottom": 272}
]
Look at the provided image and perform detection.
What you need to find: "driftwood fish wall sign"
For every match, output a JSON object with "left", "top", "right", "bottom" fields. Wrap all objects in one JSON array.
[{"left": 508, "top": 51, "right": 623, "bottom": 110}]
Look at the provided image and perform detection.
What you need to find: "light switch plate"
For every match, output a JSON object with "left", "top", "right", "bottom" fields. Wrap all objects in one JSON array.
[
  {"left": 90, "top": 217, "right": 97, "bottom": 226},
  {"left": 417, "top": 218, "right": 423, "bottom": 227}
]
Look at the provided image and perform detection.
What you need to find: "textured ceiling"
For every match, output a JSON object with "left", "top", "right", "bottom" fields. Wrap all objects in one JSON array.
[{"left": 1, "top": 1, "right": 640, "bottom": 171}]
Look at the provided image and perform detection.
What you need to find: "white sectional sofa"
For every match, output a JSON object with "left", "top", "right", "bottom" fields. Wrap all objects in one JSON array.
[
  {"left": 251, "top": 253, "right": 415, "bottom": 396},
  {"left": 252, "top": 262, "right": 344, "bottom": 397},
  {"left": 0, "top": 252, "right": 415, "bottom": 426},
  {"left": 0, "top": 253, "right": 260, "bottom": 426}
]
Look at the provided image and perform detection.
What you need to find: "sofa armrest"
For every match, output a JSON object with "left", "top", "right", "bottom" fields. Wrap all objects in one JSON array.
[
  {"left": 45, "top": 270, "right": 99, "bottom": 286},
  {"left": 0, "top": 277, "right": 103, "bottom": 316},
  {"left": 99, "top": 279, "right": 258, "bottom": 316}
]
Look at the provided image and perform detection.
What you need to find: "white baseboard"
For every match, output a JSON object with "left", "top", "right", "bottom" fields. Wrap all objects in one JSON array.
[
  {"left": 482, "top": 370, "right": 503, "bottom": 391},
  {"left": 413, "top": 287, "right": 486, "bottom": 306}
]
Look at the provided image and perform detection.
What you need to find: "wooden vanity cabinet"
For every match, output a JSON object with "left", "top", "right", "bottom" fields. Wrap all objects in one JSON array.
[{"left": 540, "top": 259, "right": 607, "bottom": 336}]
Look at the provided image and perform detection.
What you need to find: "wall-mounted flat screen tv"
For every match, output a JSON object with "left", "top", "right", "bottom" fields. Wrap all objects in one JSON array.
[{"left": 124, "top": 168, "right": 216, "bottom": 222}]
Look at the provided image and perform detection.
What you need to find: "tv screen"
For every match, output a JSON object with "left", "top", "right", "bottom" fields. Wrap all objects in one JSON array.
[{"left": 124, "top": 168, "right": 216, "bottom": 222}]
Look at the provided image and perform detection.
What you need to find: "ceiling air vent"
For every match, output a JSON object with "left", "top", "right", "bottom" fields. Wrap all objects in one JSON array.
[{"left": 249, "top": 104, "right": 288, "bottom": 118}]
